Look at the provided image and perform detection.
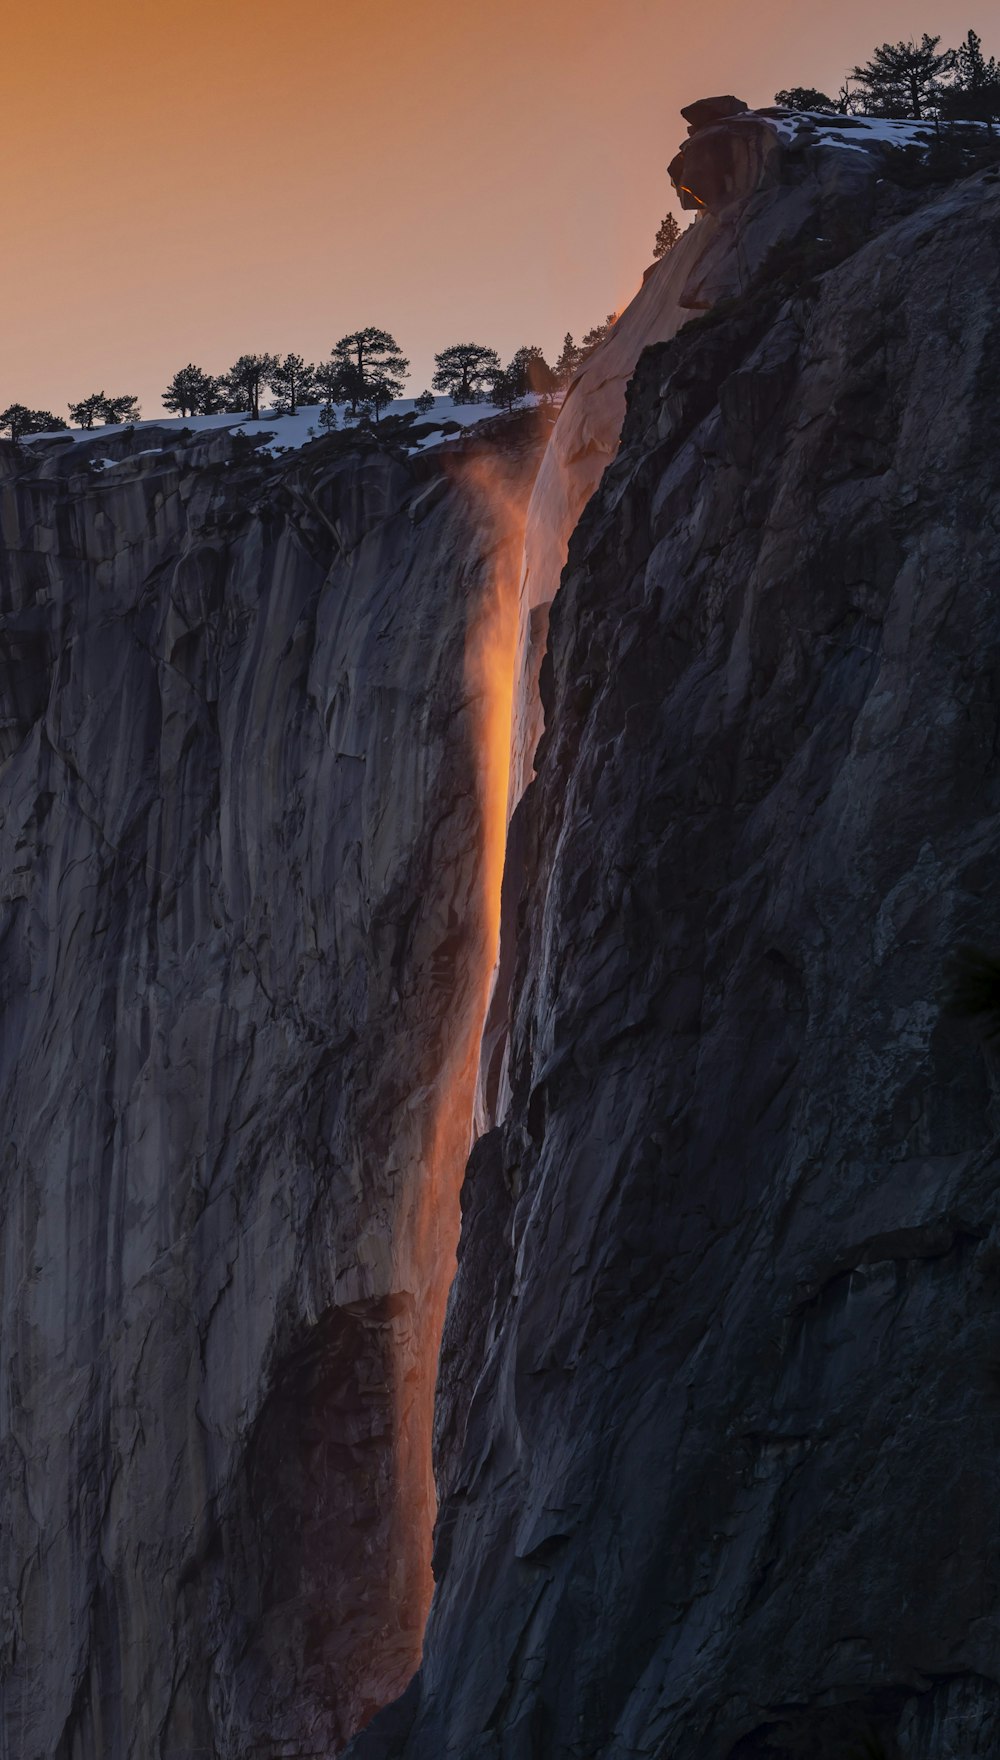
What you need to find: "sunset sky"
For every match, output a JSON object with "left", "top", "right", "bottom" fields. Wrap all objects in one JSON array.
[{"left": 5, "top": 0, "right": 996, "bottom": 419}]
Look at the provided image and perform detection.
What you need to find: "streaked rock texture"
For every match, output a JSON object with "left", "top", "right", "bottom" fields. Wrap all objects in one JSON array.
[
  {"left": 7, "top": 100, "right": 1000, "bottom": 1760},
  {"left": 0, "top": 415, "right": 545, "bottom": 1759},
  {"left": 356, "top": 153, "right": 1000, "bottom": 1758}
]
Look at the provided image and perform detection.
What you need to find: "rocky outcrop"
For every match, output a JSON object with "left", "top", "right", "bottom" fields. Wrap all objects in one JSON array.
[
  {"left": 680, "top": 95, "right": 749, "bottom": 132},
  {"left": 0, "top": 414, "right": 546, "bottom": 1759},
  {"left": 355, "top": 156, "right": 1000, "bottom": 1758},
  {"left": 669, "top": 114, "right": 786, "bottom": 212},
  {"left": 496, "top": 102, "right": 907, "bottom": 1132}
]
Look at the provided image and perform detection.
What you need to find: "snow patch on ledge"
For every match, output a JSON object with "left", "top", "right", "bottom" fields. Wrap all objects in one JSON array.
[
  {"left": 23, "top": 396, "right": 536, "bottom": 458},
  {"left": 759, "top": 106, "right": 992, "bottom": 153}
]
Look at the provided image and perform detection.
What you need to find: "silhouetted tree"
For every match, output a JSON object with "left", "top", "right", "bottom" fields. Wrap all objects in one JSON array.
[
  {"left": 0, "top": 405, "right": 68, "bottom": 441},
  {"left": 102, "top": 394, "right": 141, "bottom": 425},
  {"left": 413, "top": 389, "right": 435, "bottom": 414},
  {"left": 580, "top": 313, "right": 618, "bottom": 358},
  {"left": 367, "top": 373, "right": 397, "bottom": 422},
  {"left": 510, "top": 345, "right": 557, "bottom": 399},
  {"left": 318, "top": 403, "right": 338, "bottom": 432},
  {"left": 68, "top": 393, "right": 111, "bottom": 429},
  {"left": 313, "top": 360, "right": 345, "bottom": 412},
  {"left": 653, "top": 213, "right": 682, "bottom": 258},
  {"left": 489, "top": 365, "right": 525, "bottom": 414},
  {"left": 269, "top": 352, "right": 315, "bottom": 415},
  {"left": 555, "top": 333, "right": 581, "bottom": 382},
  {"left": 850, "top": 34, "right": 956, "bottom": 118},
  {"left": 432, "top": 343, "right": 501, "bottom": 405},
  {"left": 330, "top": 328, "right": 408, "bottom": 416},
  {"left": 163, "top": 364, "right": 223, "bottom": 417},
  {"left": 940, "top": 29, "right": 1000, "bottom": 123},
  {"left": 774, "top": 86, "right": 839, "bottom": 112},
  {"left": 221, "top": 354, "right": 279, "bottom": 420}
]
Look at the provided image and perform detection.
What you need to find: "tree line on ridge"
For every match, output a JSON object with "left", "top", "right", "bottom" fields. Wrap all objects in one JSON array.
[
  {"left": 0, "top": 218, "right": 689, "bottom": 443},
  {"left": 778, "top": 26, "right": 1000, "bottom": 122}
]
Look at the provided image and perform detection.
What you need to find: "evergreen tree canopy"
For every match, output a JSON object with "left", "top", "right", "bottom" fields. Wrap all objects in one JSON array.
[
  {"left": 367, "top": 374, "right": 397, "bottom": 422},
  {"left": 163, "top": 364, "right": 223, "bottom": 418},
  {"left": 102, "top": 394, "right": 141, "bottom": 425},
  {"left": 269, "top": 353, "right": 316, "bottom": 415},
  {"left": 0, "top": 405, "right": 68, "bottom": 441},
  {"left": 510, "top": 346, "right": 557, "bottom": 398},
  {"left": 313, "top": 361, "right": 344, "bottom": 409},
  {"left": 849, "top": 34, "right": 955, "bottom": 119},
  {"left": 773, "top": 86, "right": 839, "bottom": 112},
  {"left": 221, "top": 354, "right": 280, "bottom": 421},
  {"left": 940, "top": 29, "right": 1000, "bottom": 122},
  {"left": 413, "top": 390, "right": 435, "bottom": 415},
  {"left": 581, "top": 313, "right": 618, "bottom": 357},
  {"left": 652, "top": 213, "right": 682, "bottom": 259},
  {"left": 330, "top": 329, "right": 409, "bottom": 415},
  {"left": 432, "top": 343, "right": 501, "bottom": 405},
  {"left": 68, "top": 393, "right": 112, "bottom": 429},
  {"left": 555, "top": 333, "right": 581, "bottom": 383},
  {"left": 489, "top": 365, "right": 525, "bottom": 414}
]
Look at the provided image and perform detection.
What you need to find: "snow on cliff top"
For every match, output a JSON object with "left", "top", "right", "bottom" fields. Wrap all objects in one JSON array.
[
  {"left": 760, "top": 108, "right": 989, "bottom": 152},
  {"left": 23, "top": 396, "right": 520, "bottom": 457}
]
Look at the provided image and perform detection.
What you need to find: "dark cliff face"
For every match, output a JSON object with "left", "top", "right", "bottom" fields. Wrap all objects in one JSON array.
[
  {"left": 356, "top": 171, "right": 1000, "bottom": 1756},
  {"left": 6, "top": 108, "right": 1000, "bottom": 1760},
  {"left": 0, "top": 417, "right": 545, "bottom": 1759}
]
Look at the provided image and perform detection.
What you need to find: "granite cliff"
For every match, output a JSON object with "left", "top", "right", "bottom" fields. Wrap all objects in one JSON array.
[
  {"left": 358, "top": 111, "right": 1000, "bottom": 1760},
  {"left": 0, "top": 414, "right": 545, "bottom": 1757},
  {"left": 3, "top": 101, "right": 1000, "bottom": 1760}
]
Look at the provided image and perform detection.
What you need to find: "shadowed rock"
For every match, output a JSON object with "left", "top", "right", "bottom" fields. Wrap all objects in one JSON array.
[
  {"left": 355, "top": 144, "right": 1000, "bottom": 1760},
  {"left": 0, "top": 416, "right": 546, "bottom": 1759}
]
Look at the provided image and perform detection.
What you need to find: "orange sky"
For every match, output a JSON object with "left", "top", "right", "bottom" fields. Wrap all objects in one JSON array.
[{"left": 4, "top": 0, "right": 995, "bottom": 419}]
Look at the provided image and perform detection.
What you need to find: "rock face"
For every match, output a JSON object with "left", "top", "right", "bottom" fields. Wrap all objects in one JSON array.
[
  {"left": 6, "top": 103, "right": 1000, "bottom": 1760},
  {"left": 0, "top": 415, "right": 545, "bottom": 1758},
  {"left": 354, "top": 155, "right": 1000, "bottom": 1758},
  {"left": 495, "top": 103, "right": 902, "bottom": 1128}
]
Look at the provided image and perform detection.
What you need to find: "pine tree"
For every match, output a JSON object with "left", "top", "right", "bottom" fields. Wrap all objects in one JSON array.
[
  {"left": 773, "top": 87, "right": 838, "bottom": 113},
  {"left": 555, "top": 333, "right": 581, "bottom": 383},
  {"left": 102, "top": 395, "right": 141, "bottom": 425},
  {"left": 580, "top": 313, "right": 618, "bottom": 358},
  {"left": 413, "top": 390, "right": 435, "bottom": 415},
  {"left": 653, "top": 213, "right": 682, "bottom": 259},
  {"left": 68, "top": 393, "right": 111, "bottom": 429},
  {"left": 510, "top": 346, "right": 557, "bottom": 399},
  {"left": 329, "top": 329, "right": 409, "bottom": 416},
  {"left": 0, "top": 405, "right": 68, "bottom": 441},
  {"left": 849, "top": 34, "right": 956, "bottom": 119},
  {"left": 432, "top": 343, "right": 502, "bottom": 405},
  {"left": 489, "top": 366, "right": 524, "bottom": 414},
  {"left": 367, "top": 372, "right": 397, "bottom": 422},
  {"left": 163, "top": 364, "right": 223, "bottom": 418},
  {"left": 269, "top": 353, "right": 315, "bottom": 415},
  {"left": 221, "top": 354, "right": 280, "bottom": 421},
  {"left": 941, "top": 30, "right": 1000, "bottom": 124},
  {"left": 318, "top": 404, "right": 338, "bottom": 432},
  {"left": 313, "top": 361, "right": 345, "bottom": 411}
]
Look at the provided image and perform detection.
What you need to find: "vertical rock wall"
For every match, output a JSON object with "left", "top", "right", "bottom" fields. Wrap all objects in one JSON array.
[
  {"left": 0, "top": 418, "right": 544, "bottom": 1759},
  {"left": 355, "top": 147, "right": 1000, "bottom": 1759}
]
